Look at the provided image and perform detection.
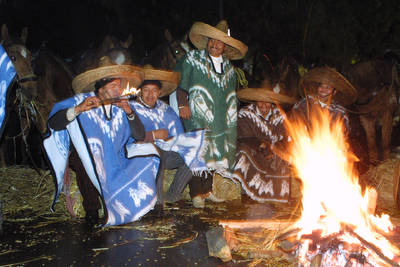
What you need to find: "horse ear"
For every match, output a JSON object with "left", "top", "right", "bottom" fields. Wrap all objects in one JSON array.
[
  {"left": 122, "top": 34, "right": 133, "bottom": 48},
  {"left": 164, "top": 29, "right": 173, "bottom": 42},
  {"left": 21, "top": 27, "right": 28, "bottom": 44},
  {"left": 1, "top": 24, "right": 9, "bottom": 42}
]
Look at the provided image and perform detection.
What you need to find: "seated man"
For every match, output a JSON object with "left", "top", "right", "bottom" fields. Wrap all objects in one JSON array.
[
  {"left": 292, "top": 67, "right": 357, "bottom": 135},
  {"left": 233, "top": 84, "right": 296, "bottom": 202},
  {"left": 44, "top": 57, "right": 160, "bottom": 226},
  {"left": 130, "top": 65, "right": 208, "bottom": 207}
]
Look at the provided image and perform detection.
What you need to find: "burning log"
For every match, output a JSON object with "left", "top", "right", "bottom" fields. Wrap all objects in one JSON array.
[{"left": 342, "top": 224, "right": 400, "bottom": 267}]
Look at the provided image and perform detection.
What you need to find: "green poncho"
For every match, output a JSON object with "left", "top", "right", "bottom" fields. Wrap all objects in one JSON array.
[{"left": 175, "top": 49, "right": 238, "bottom": 174}]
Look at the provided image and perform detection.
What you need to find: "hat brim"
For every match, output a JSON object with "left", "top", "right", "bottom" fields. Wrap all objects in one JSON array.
[
  {"left": 72, "top": 65, "right": 144, "bottom": 93},
  {"left": 300, "top": 67, "right": 357, "bottom": 106},
  {"left": 189, "top": 22, "right": 248, "bottom": 60},
  {"left": 144, "top": 68, "right": 180, "bottom": 97},
  {"left": 237, "top": 88, "right": 297, "bottom": 105}
]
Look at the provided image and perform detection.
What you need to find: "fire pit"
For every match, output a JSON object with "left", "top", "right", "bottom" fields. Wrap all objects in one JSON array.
[{"left": 217, "top": 106, "right": 400, "bottom": 266}]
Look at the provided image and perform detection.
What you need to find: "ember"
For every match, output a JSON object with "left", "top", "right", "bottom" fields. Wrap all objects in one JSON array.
[{"left": 285, "top": 105, "right": 400, "bottom": 266}]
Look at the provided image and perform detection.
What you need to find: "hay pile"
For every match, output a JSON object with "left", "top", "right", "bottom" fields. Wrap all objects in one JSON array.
[
  {"left": 0, "top": 166, "right": 72, "bottom": 222},
  {"left": 363, "top": 158, "right": 400, "bottom": 216}
]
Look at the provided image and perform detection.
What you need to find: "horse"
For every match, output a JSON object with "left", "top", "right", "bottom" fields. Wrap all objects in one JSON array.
[
  {"left": 0, "top": 24, "right": 39, "bottom": 167},
  {"left": 34, "top": 48, "right": 75, "bottom": 134},
  {"left": 345, "top": 59, "right": 400, "bottom": 164},
  {"left": 141, "top": 29, "right": 192, "bottom": 70},
  {"left": 73, "top": 34, "right": 133, "bottom": 74}
]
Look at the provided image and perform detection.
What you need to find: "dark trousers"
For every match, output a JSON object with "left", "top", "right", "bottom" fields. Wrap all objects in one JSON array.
[
  {"left": 69, "top": 147, "right": 101, "bottom": 214},
  {"left": 189, "top": 171, "right": 213, "bottom": 198},
  {"left": 157, "top": 150, "right": 193, "bottom": 204}
]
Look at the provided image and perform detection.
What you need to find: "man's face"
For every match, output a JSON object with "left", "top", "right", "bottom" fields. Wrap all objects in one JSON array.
[
  {"left": 317, "top": 83, "right": 336, "bottom": 103},
  {"left": 256, "top": 101, "right": 272, "bottom": 117},
  {"left": 141, "top": 83, "right": 161, "bottom": 107},
  {"left": 98, "top": 78, "right": 122, "bottom": 100},
  {"left": 207, "top": 38, "right": 225, "bottom": 57}
]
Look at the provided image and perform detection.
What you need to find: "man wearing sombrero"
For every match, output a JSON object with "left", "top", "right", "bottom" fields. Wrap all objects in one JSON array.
[
  {"left": 129, "top": 65, "right": 209, "bottom": 209},
  {"left": 172, "top": 20, "right": 248, "bottom": 208},
  {"left": 43, "top": 55, "right": 161, "bottom": 227},
  {"left": 292, "top": 66, "right": 357, "bottom": 132},
  {"left": 233, "top": 83, "right": 296, "bottom": 202}
]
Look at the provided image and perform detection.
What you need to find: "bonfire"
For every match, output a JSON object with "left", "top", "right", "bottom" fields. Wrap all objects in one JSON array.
[{"left": 219, "top": 105, "right": 400, "bottom": 267}]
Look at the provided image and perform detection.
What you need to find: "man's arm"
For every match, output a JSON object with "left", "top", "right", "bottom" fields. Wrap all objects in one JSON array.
[
  {"left": 175, "top": 54, "right": 192, "bottom": 120},
  {"left": 48, "top": 96, "right": 102, "bottom": 130},
  {"left": 48, "top": 108, "right": 70, "bottom": 130},
  {"left": 126, "top": 112, "right": 146, "bottom": 142}
]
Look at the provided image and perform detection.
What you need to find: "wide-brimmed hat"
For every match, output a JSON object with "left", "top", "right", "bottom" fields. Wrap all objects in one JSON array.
[
  {"left": 237, "top": 81, "right": 297, "bottom": 105},
  {"left": 300, "top": 67, "right": 357, "bottom": 106},
  {"left": 72, "top": 55, "right": 144, "bottom": 93},
  {"left": 142, "top": 65, "right": 180, "bottom": 97},
  {"left": 189, "top": 20, "right": 248, "bottom": 60}
]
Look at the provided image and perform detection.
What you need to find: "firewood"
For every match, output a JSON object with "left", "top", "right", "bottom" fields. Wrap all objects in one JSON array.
[
  {"left": 219, "top": 219, "right": 296, "bottom": 231},
  {"left": 343, "top": 224, "right": 400, "bottom": 267},
  {"left": 394, "top": 160, "right": 400, "bottom": 209}
]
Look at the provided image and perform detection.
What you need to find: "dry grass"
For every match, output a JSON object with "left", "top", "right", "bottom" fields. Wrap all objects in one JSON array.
[{"left": 0, "top": 166, "right": 72, "bottom": 221}]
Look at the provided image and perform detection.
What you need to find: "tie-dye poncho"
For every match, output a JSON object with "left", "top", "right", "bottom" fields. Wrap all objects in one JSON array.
[
  {"left": 43, "top": 92, "right": 160, "bottom": 226},
  {"left": 175, "top": 49, "right": 238, "bottom": 176},
  {"left": 129, "top": 99, "right": 208, "bottom": 173},
  {"left": 233, "top": 103, "right": 291, "bottom": 202}
]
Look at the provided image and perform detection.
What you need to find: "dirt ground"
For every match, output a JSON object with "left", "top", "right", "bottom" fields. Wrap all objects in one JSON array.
[{"left": 0, "top": 163, "right": 400, "bottom": 267}]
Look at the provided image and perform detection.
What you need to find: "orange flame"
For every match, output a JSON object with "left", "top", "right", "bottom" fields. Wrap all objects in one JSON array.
[
  {"left": 285, "top": 105, "right": 399, "bottom": 263},
  {"left": 121, "top": 82, "right": 140, "bottom": 96}
]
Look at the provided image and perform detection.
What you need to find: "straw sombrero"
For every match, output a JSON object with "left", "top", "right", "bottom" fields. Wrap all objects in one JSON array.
[
  {"left": 300, "top": 67, "right": 357, "bottom": 106},
  {"left": 237, "top": 83, "right": 297, "bottom": 105},
  {"left": 72, "top": 56, "right": 144, "bottom": 93},
  {"left": 143, "top": 65, "right": 180, "bottom": 97},
  {"left": 189, "top": 20, "right": 248, "bottom": 60}
]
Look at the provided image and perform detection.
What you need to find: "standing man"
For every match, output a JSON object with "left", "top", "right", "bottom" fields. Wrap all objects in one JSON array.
[{"left": 172, "top": 20, "right": 248, "bottom": 208}]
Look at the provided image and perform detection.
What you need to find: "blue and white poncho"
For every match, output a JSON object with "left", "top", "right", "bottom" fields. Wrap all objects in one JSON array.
[
  {"left": 43, "top": 92, "right": 160, "bottom": 226},
  {"left": 129, "top": 99, "right": 209, "bottom": 173},
  {"left": 0, "top": 45, "right": 16, "bottom": 137}
]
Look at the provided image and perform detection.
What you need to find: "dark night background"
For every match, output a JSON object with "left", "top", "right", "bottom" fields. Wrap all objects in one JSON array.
[{"left": 1, "top": 0, "right": 400, "bottom": 69}]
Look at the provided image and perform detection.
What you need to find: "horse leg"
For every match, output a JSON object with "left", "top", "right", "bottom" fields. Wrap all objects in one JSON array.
[
  {"left": 360, "top": 115, "right": 378, "bottom": 164},
  {"left": 0, "top": 143, "right": 6, "bottom": 167},
  {"left": 381, "top": 109, "right": 394, "bottom": 160}
]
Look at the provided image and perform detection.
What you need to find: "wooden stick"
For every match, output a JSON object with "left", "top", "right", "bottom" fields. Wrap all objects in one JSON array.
[
  {"left": 343, "top": 225, "right": 400, "bottom": 267},
  {"left": 219, "top": 219, "right": 296, "bottom": 231}
]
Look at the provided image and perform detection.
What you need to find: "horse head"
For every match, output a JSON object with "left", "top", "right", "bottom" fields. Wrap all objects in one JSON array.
[
  {"left": 74, "top": 34, "right": 133, "bottom": 74},
  {"left": 0, "top": 24, "right": 41, "bottom": 168},
  {"left": 272, "top": 57, "right": 301, "bottom": 100},
  {"left": 255, "top": 56, "right": 301, "bottom": 103},
  {"left": 1, "top": 24, "right": 37, "bottom": 101},
  {"left": 143, "top": 29, "right": 192, "bottom": 70}
]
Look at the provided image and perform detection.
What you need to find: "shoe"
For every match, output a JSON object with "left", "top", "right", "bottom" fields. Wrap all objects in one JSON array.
[
  {"left": 151, "top": 204, "right": 164, "bottom": 217},
  {"left": 192, "top": 195, "right": 205, "bottom": 208},
  {"left": 85, "top": 210, "right": 99, "bottom": 228},
  {"left": 206, "top": 192, "right": 224, "bottom": 203}
]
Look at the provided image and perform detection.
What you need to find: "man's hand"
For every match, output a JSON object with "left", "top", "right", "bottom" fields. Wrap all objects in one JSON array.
[
  {"left": 152, "top": 129, "right": 169, "bottom": 141},
  {"left": 179, "top": 106, "right": 191, "bottom": 119},
  {"left": 114, "top": 99, "right": 133, "bottom": 115},
  {"left": 258, "top": 141, "right": 270, "bottom": 156},
  {"left": 75, "top": 96, "right": 101, "bottom": 113}
]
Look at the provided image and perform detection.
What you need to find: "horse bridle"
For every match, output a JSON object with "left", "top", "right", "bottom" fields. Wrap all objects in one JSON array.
[{"left": 2, "top": 42, "right": 41, "bottom": 173}]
